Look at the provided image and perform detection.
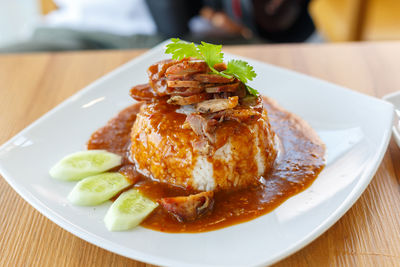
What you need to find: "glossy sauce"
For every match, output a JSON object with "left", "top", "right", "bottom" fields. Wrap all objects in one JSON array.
[{"left": 88, "top": 97, "right": 325, "bottom": 233}]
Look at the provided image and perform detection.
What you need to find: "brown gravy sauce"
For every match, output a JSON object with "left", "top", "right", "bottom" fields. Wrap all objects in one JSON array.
[{"left": 88, "top": 97, "right": 325, "bottom": 233}]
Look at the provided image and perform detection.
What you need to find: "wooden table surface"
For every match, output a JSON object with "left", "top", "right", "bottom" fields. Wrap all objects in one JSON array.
[{"left": 1, "top": 42, "right": 400, "bottom": 266}]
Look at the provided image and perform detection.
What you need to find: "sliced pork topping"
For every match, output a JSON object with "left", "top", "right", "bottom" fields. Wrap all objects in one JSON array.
[
  {"left": 193, "top": 73, "right": 234, "bottom": 83},
  {"left": 165, "top": 61, "right": 208, "bottom": 77},
  {"left": 196, "top": 96, "right": 239, "bottom": 113},
  {"left": 147, "top": 59, "right": 180, "bottom": 96},
  {"left": 132, "top": 58, "right": 263, "bottom": 143},
  {"left": 130, "top": 83, "right": 159, "bottom": 102},
  {"left": 167, "top": 93, "right": 210, "bottom": 106},
  {"left": 167, "top": 80, "right": 202, "bottom": 88},
  {"left": 147, "top": 59, "right": 178, "bottom": 80},
  {"left": 158, "top": 191, "right": 214, "bottom": 222},
  {"left": 209, "top": 108, "right": 262, "bottom": 122},
  {"left": 185, "top": 114, "right": 218, "bottom": 143},
  {"left": 166, "top": 86, "right": 204, "bottom": 96},
  {"left": 205, "top": 83, "right": 240, "bottom": 93},
  {"left": 240, "top": 95, "right": 263, "bottom": 111}
]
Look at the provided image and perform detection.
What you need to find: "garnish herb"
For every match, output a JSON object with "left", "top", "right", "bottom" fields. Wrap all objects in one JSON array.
[{"left": 165, "top": 38, "right": 259, "bottom": 96}]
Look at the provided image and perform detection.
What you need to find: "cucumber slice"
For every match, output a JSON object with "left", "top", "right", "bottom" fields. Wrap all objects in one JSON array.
[
  {"left": 49, "top": 150, "right": 122, "bottom": 181},
  {"left": 68, "top": 172, "right": 131, "bottom": 206},
  {"left": 104, "top": 189, "right": 158, "bottom": 231}
]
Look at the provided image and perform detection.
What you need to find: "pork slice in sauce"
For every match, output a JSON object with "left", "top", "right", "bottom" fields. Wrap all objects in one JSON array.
[
  {"left": 195, "top": 96, "right": 239, "bottom": 113},
  {"left": 193, "top": 73, "right": 234, "bottom": 83},
  {"left": 159, "top": 191, "right": 214, "bottom": 222},
  {"left": 209, "top": 108, "right": 262, "bottom": 122},
  {"left": 240, "top": 95, "right": 263, "bottom": 111},
  {"left": 167, "top": 80, "right": 202, "bottom": 88},
  {"left": 166, "top": 86, "right": 205, "bottom": 96},
  {"left": 165, "top": 61, "right": 208, "bottom": 77},
  {"left": 185, "top": 114, "right": 218, "bottom": 143},
  {"left": 130, "top": 83, "right": 160, "bottom": 102},
  {"left": 205, "top": 83, "right": 240, "bottom": 93},
  {"left": 147, "top": 59, "right": 184, "bottom": 80},
  {"left": 147, "top": 59, "right": 179, "bottom": 96},
  {"left": 167, "top": 93, "right": 210, "bottom": 105}
]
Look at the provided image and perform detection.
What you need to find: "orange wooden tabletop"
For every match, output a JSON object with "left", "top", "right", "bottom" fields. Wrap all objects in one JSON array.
[{"left": 1, "top": 42, "right": 400, "bottom": 266}]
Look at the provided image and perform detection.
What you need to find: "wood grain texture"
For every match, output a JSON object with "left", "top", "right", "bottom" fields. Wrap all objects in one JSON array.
[{"left": 1, "top": 42, "right": 400, "bottom": 266}]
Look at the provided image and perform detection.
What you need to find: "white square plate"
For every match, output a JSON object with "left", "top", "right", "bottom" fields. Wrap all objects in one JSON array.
[{"left": 0, "top": 41, "right": 394, "bottom": 266}]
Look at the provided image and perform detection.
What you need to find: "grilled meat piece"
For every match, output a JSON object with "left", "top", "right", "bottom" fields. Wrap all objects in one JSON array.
[
  {"left": 166, "top": 86, "right": 205, "bottom": 96},
  {"left": 185, "top": 114, "right": 218, "bottom": 143},
  {"left": 193, "top": 73, "right": 234, "bottom": 83},
  {"left": 209, "top": 108, "right": 262, "bottom": 122},
  {"left": 205, "top": 83, "right": 240, "bottom": 93},
  {"left": 196, "top": 96, "right": 239, "bottom": 113},
  {"left": 240, "top": 95, "right": 263, "bottom": 111},
  {"left": 167, "top": 93, "right": 210, "bottom": 105},
  {"left": 147, "top": 59, "right": 178, "bottom": 96},
  {"left": 165, "top": 61, "right": 208, "bottom": 77},
  {"left": 159, "top": 191, "right": 214, "bottom": 222},
  {"left": 130, "top": 83, "right": 159, "bottom": 102},
  {"left": 148, "top": 59, "right": 178, "bottom": 80},
  {"left": 167, "top": 80, "right": 202, "bottom": 88}
]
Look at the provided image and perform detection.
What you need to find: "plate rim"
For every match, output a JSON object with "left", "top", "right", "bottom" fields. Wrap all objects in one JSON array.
[{"left": 0, "top": 40, "right": 394, "bottom": 267}]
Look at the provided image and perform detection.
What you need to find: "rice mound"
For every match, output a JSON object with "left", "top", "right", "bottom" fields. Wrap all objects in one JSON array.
[{"left": 130, "top": 102, "right": 277, "bottom": 191}]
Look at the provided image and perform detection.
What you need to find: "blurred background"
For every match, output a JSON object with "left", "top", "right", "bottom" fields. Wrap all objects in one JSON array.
[{"left": 0, "top": 0, "right": 399, "bottom": 53}]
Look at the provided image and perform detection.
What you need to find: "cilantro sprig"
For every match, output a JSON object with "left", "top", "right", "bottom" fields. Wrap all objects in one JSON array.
[{"left": 165, "top": 38, "right": 258, "bottom": 96}]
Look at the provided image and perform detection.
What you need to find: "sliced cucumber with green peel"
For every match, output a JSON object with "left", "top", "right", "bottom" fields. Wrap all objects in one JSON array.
[
  {"left": 49, "top": 150, "right": 122, "bottom": 181},
  {"left": 104, "top": 189, "right": 158, "bottom": 231},
  {"left": 68, "top": 172, "right": 131, "bottom": 206}
]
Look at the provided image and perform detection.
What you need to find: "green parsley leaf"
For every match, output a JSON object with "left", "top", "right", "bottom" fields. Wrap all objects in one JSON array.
[
  {"left": 246, "top": 85, "right": 259, "bottom": 96},
  {"left": 197, "top": 41, "right": 224, "bottom": 72},
  {"left": 224, "top": 60, "right": 257, "bottom": 84},
  {"left": 165, "top": 38, "right": 201, "bottom": 60}
]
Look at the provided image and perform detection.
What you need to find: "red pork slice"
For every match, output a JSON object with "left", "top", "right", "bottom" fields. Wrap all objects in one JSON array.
[
  {"left": 167, "top": 93, "right": 210, "bottom": 105},
  {"left": 205, "top": 83, "right": 240, "bottom": 93},
  {"left": 240, "top": 95, "right": 263, "bottom": 111},
  {"left": 165, "top": 61, "right": 208, "bottom": 77},
  {"left": 167, "top": 80, "right": 201, "bottom": 88},
  {"left": 185, "top": 114, "right": 218, "bottom": 143},
  {"left": 193, "top": 73, "right": 234, "bottom": 83},
  {"left": 130, "top": 83, "right": 159, "bottom": 102},
  {"left": 159, "top": 191, "right": 214, "bottom": 222},
  {"left": 166, "top": 86, "right": 205, "bottom": 96},
  {"left": 147, "top": 59, "right": 178, "bottom": 81},
  {"left": 147, "top": 59, "right": 180, "bottom": 96},
  {"left": 195, "top": 96, "right": 239, "bottom": 113},
  {"left": 209, "top": 108, "right": 262, "bottom": 122}
]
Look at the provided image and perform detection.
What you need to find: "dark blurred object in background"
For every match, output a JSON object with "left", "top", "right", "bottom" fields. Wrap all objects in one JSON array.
[
  {"left": 146, "top": 0, "right": 203, "bottom": 38},
  {"left": 252, "top": 0, "right": 315, "bottom": 42},
  {"left": 146, "top": 0, "right": 315, "bottom": 42}
]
